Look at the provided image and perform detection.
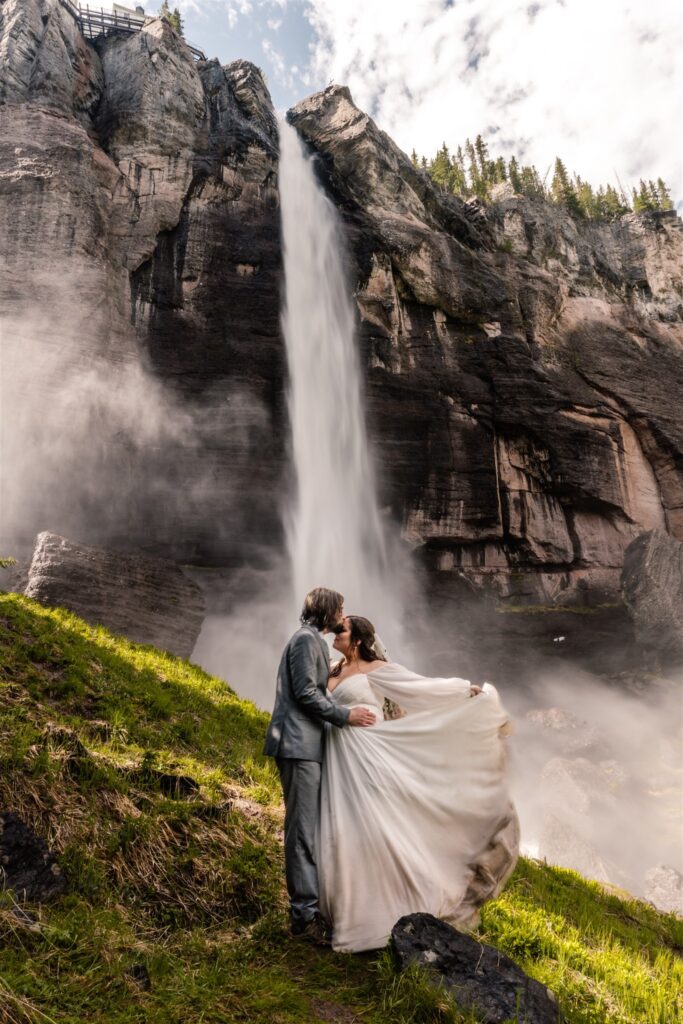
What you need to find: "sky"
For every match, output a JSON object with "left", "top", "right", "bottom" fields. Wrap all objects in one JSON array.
[{"left": 116, "top": 0, "right": 683, "bottom": 206}]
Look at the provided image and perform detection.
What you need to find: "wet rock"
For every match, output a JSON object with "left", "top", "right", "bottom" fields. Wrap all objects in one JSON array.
[
  {"left": 24, "top": 532, "right": 204, "bottom": 658},
  {"left": 644, "top": 865, "right": 683, "bottom": 916},
  {"left": 622, "top": 530, "right": 683, "bottom": 665},
  {"left": 525, "top": 708, "right": 604, "bottom": 757},
  {"left": 0, "top": 813, "right": 66, "bottom": 903},
  {"left": 392, "top": 913, "right": 559, "bottom": 1024}
]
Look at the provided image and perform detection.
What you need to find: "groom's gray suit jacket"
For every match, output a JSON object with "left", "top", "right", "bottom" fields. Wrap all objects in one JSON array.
[{"left": 264, "top": 624, "right": 350, "bottom": 762}]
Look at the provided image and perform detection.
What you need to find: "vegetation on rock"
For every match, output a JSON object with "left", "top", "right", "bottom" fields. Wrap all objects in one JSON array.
[
  {"left": 0, "top": 594, "right": 680, "bottom": 1023},
  {"left": 158, "top": 0, "right": 184, "bottom": 37},
  {"left": 413, "top": 136, "right": 675, "bottom": 221}
]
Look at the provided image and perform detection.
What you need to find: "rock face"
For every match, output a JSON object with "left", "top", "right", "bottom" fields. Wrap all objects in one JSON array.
[
  {"left": 621, "top": 530, "right": 683, "bottom": 665},
  {"left": 0, "top": 812, "right": 66, "bottom": 903},
  {"left": 392, "top": 913, "right": 559, "bottom": 1024},
  {"left": 645, "top": 865, "right": 683, "bottom": 916},
  {"left": 24, "top": 532, "right": 204, "bottom": 657},
  {"left": 290, "top": 86, "right": 682, "bottom": 622},
  {"left": 0, "top": 0, "right": 284, "bottom": 570},
  {"left": 1, "top": 1, "right": 682, "bottom": 676}
]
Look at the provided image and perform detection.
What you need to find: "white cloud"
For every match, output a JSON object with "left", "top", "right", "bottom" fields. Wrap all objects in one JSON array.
[
  {"left": 304, "top": 0, "right": 683, "bottom": 205},
  {"left": 267, "top": 17, "right": 283, "bottom": 30},
  {"left": 262, "top": 36, "right": 293, "bottom": 85}
]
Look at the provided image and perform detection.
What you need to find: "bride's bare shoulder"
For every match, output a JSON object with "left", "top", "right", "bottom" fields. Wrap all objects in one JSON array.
[{"left": 365, "top": 659, "right": 391, "bottom": 673}]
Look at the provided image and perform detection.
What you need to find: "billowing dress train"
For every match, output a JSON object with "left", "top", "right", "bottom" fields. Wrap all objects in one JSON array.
[{"left": 318, "top": 663, "right": 519, "bottom": 953}]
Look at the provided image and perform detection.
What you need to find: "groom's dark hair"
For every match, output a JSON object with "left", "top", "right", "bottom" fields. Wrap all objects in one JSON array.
[{"left": 300, "top": 587, "right": 344, "bottom": 631}]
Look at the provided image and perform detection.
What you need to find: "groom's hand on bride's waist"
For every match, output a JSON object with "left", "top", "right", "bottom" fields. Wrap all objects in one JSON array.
[{"left": 348, "top": 708, "right": 376, "bottom": 727}]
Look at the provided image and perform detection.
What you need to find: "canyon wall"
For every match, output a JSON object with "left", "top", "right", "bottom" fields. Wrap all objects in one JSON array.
[{"left": 1, "top": 0, "right": 681, "bottom": 675}]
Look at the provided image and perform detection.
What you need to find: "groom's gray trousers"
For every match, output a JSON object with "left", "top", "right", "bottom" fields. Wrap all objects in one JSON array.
[
  {"left": 264, "top": 625, "right": 350, "bottom": 925},
  {"left": 276, "top": 758, "right": 321, "bottom": 925}
]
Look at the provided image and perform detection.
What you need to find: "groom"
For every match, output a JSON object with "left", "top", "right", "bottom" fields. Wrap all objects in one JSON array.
[{"left": 264, "top": 586, "right": 375, "bottom": 944}]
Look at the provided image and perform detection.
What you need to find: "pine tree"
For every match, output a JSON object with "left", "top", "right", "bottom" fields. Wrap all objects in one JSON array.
[
  {"left": 551, "top": 158, "right": 582, "bottom": 217},
  {"left": 603, "top": 184, "right": 629, "bottom": 220},
  {"left": 575, "top": 177, "right": 598, "bottom": 219},
  {"left": 429, "top": 143, "right": 452, "bottom": 190},
  {"left": 519, "top": 164, "right": 545, "bottom": 201},
  {"left": 633, "top": 179, "right": 656, "bottom": 214},
  {"left": 159, "top": 0, "right": 183, "bottom": 35},
  {"left": 410, "top": 149, "right": 419, "bottom": 169},
  {"left": 493, "top": 156, "right": 507, "bottom": 185},
  {"left": 474, "top": 135, "right": 489, "bottom": 180},
  {"left": 416, "top": 135, "right": 676, "bottom": 223},
  {"left": 508, "top": 156, "right": 523, "bottom": 194},
  {"left": 170, "top": 6, "right": 184, "bottom": 35},
  {"left": 465, "top": 138, "right": 487, "bottom": 200},
  {"left": 656, "top": 177, "right": 674, "bottom": 211},
  {"left": 449, "top": 154, "right": 468, "bottom": 197},
  {"left": 647, "top": 181, "right": 663, "bottom": 208}
]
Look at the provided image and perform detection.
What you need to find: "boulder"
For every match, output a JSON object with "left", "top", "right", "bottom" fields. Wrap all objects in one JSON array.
[
  {"left": 0, "top": 813, "right": 66, "bottom": 903},
  {"left": 644, "top": 865, "right": 683, "bottom": 916},
  {"left": 621, "top": 530, "right": 683, "bottom": 664},
  {"left": 392, "top": 913, "right": 559, "bottom": 1024},
  {"left": 24, "top": 532, "right": 204, "bottom": 658}
]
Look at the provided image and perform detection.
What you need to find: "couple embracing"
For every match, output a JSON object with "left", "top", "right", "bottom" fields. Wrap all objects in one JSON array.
[{"left": 264, "top": 587, "right": 519, "bottom": 954}]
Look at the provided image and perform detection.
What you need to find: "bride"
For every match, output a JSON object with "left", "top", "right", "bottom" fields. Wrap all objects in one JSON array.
[{"left": 318, "top": 615, "right": 519, "bottom": 953}]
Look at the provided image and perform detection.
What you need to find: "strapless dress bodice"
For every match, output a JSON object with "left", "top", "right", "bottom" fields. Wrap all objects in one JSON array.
[{"left": 329, "top": 673, "right": 383, "bottom": 716}]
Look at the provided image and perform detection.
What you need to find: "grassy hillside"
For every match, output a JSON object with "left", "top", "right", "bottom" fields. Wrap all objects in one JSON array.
[{"left": 0, "top": 593, "right": 681, "bottom": 1024}]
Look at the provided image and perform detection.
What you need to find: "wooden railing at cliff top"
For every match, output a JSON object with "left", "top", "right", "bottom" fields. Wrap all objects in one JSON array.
[{"left": 56, "top": 0, "right": 207, "bottom": 62}]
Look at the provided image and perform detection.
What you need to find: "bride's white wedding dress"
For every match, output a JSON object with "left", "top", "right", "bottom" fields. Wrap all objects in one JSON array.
[{"left": 318, "top": 663, "right": 519, "bottom": 953}]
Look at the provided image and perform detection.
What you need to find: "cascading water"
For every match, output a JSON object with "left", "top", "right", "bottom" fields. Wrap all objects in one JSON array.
[
  {"left": 278, "top": 119, "right": 403, "bottom": 647},
  {"left": 193, "top": 121, "right": 407, "bottom": 707}
]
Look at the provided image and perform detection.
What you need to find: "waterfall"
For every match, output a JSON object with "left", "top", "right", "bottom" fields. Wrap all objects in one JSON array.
[{"left": 278, "top": 119, "right": 402, "bottom": 646}]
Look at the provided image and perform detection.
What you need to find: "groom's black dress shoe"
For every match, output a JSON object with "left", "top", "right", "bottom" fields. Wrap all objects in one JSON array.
[{"left": 290, "top": 914, "right": 332, "bottom": 946}]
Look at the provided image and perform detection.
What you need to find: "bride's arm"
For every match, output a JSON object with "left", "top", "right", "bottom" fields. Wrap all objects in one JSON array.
[{"left": 366, "top": 662, "right": 473, "bottom": 711}]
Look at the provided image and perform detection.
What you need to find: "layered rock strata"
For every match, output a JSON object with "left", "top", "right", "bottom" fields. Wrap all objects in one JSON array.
[
  {"left": 25, "top": 532, "right": 204, "bottom": 657},
  {"left": 0, "top": 0, "right": 284, "bottom": 568},
  {"left": 621, "top": 530, "right": 683, "bottom": 665},
  {"left": 289, "top": 87, "right": 683, "bottom": 622}
]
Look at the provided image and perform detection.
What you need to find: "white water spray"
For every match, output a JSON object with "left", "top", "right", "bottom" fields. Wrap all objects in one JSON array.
[{"left": 278, "top": 120, "right": 402, "bottom": 645}]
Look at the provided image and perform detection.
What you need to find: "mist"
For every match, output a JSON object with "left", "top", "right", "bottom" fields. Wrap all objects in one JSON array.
[{"left": 0, "top": 283, "right": 275, "bottom": 569}]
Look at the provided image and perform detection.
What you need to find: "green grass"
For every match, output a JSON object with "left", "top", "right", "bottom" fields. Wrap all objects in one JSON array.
[{"left": 0, "top": 593, "right": 681, "bottom": 1024}]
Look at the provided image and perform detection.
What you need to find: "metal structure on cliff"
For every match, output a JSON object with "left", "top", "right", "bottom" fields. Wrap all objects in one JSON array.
[{"left": 56, "top": 0, "right": 207, "bottom": 61}]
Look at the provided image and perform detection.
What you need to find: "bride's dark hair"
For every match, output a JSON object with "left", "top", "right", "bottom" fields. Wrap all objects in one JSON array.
[{"left": 330, "top": 615, "right": 387, "bottom": 677}]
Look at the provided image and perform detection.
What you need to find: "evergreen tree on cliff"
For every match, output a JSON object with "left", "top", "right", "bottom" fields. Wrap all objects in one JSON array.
[
  {"left": 159, "top": 0, "right": 184, "bottom": 36},
  {"left": 551, "top": 157, "right": 582, "bottom": 217}
]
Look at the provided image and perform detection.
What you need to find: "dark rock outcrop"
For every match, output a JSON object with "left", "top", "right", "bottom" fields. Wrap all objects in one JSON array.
[
  {"left": 621, "top": 530, "right": 683, "bottom": 664},
  {"left": 392, "top": 913, "right": 559, "bottom": 1023},
  {"left": 24, "top": 532, "right": 204, "bottom": 657},
  {"left": 0, "top": 812, "right": 66, "bottom": 903}
]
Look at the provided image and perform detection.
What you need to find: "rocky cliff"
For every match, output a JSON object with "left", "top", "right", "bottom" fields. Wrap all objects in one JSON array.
[
  {"left": 0, "top": 0, "right": 285, "bottom": 569},
  {"left": 1, "top": 0, "right": 681, "bottom": 676}
]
